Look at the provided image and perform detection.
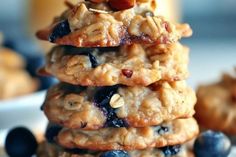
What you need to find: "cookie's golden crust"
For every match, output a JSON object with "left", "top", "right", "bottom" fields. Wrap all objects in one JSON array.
[
  {"left": 45, "top": 43, "right": 189, "bottom": 86},
  {"left": 57, "top": 118, "right": 199, "bottom": 150},
  {"left": 37, "top": 141, "right": 194, "bottom": 157},
  {"left": 36, "top": 2, "right": 192, "bottom": 47},
  {"left": 44, "top": 81, "right": 196, "bottom": 129}
]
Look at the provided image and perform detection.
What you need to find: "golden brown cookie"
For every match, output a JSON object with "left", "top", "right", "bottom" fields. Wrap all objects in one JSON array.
[
  {"left": 57, "top": 118, "right": 199, "bottom": 150},
  {"left": 0, "top": 47, "right": 38, "bottom": 99},
  {"left": 36, "top": 1, "right": 192, "bottom": 47},
  {"left": 0, "top": 47, "right": 25, "bottom": 69},
  {"left": 37, "top": 141, "right": 194, "bottom": 157},
  {"left": 44, "top": 42, "right": 189, "bottom": 86},
  {"left": 43, "top": 81, "right": 196, "bottom": 129},
  {"left": 195, "top": 72, "right": 236, "bottom": 135},
  {"left": 0, "top": 67, "right": 38, "bottom": 99}
]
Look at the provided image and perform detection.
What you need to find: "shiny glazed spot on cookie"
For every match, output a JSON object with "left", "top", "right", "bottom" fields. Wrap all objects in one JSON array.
[{"left": 94, "top": 85, "right": 128, "bottom": 127}]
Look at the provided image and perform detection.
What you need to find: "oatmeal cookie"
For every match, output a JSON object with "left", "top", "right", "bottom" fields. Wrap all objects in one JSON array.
[
  {"left": 37, "top": 141, "right": 194, "bottom": 157},
  {"left": 43, "top": 81, "right": 196, "bottom": 129},
  {"left": 57, "top": 118, "right": 199, "bottom": 150},
  {"left": 36, "top": 1, "right": 192, "bottom": 47},
  {"left": 0, "top": 67, "right": 38, "bottom": 99},
  {"left": 0, "top": 47, "right": 38, "bottom": 99},
  {"left": 195, "top": 72, "right": 236, "bottom": 135},
  {"left": 44, "top": 42, "right": 189, "bottom": 86},
  {"left": 0, "top": 47, "right": 25, "bottom": 69}
]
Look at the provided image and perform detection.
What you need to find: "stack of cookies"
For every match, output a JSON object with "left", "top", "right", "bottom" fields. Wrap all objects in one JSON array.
[{"left": 36, "top": 0, "right": 199, "bottom": 156}]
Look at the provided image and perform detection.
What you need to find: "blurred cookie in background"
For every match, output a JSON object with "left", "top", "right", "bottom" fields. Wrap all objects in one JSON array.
[
  {"left": 195, "top": 69, "right": 236, "bottom": 135},
  {"left": 0, "top": 37, "right": 39, "bottom": 100}
]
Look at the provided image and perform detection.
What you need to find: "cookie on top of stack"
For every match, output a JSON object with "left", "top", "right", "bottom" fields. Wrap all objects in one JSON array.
[{"left": 36, "top": 0, "right": 199, "bottom": 156}]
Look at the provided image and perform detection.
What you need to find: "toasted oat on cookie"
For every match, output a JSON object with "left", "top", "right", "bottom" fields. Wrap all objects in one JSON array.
[
  {"left": 43, "top": 81, "right": 196, "bottom": 129},
  {"left": 57, "top": 118, "right": 199, "bottom": 151},
  {"left": 43, "top": 42, "right": 189, "bottom": 86},
  {"left": 195, "top": 72, "right": 236, "bottom": 135},
  {"left": 36, "top": 1, "right": 192, "bottom": 47},
  {"left": 37, "top": 141, "right": 194, "bottom": 157}
]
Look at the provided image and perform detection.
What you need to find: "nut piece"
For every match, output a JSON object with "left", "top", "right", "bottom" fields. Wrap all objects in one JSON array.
[
  {"left": 89, "top": 8, "right": 109, "bottom": 14},
  {"left": 122, "top": 69, "right": 133, "bottom": 78},
  {"left": 110, "top": 94, "right": 125, "bottom": 108},
  {"left": 109, "top": 0, "right": 135, "bottom": 11}
]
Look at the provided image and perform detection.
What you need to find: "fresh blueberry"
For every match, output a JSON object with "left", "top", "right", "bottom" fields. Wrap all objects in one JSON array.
[
  {"left": 45, "top": 123, "right": 63, "bottom": 143},
  {"left": 100, "top": 150, "right": 129, "bottom": 157},
  {"left": 5, "top": 127, "right": 38, "bottom": 157},
  {"left": 194, "top": 130, "right": 231, "bottom": 157},
  {"left": 161, "top": 145, "right": 181, "bottom": 156},
  {"left": 49, "top": 20, "right": 71, "bottom": 42}
]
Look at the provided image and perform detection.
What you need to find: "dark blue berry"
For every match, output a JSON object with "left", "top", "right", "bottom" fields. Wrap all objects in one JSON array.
[
  {"left": 49, "top": 20, "right": 71, "bottom": 42},
  {"left": 94, "top": 86, "right": 128, "bottom": 128},
  {"left": 45, "top": 124, "right": 62, "bottom": 143},
  {"left": 100, "top": 150, "right": 129, "bottom": 157},
  {"left": 5, "top": 127, "right": 38, "bottom": 157},
  {"left": 161, "top": 145, "right": 181, "bottom": 156},
  {"left": 64, "top": 46, "right": 99, "bottom": 68},
  {"left": 194, "top": 130, "right": 231, "bottom": 157},
  {"left": 88, "top": 53, "right": 99, "bottom": 68},
  {"left": 155, "top": 126, "right": 169, "bottom": 135}
]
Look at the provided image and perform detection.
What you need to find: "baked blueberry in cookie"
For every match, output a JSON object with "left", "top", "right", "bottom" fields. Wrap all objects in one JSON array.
[
  {"left": 100, "top": 150, "right": 129, "bottom": 157},
  {"left": 155, "top": 125, "right": 169, "bottom": 135},
  {"left": 49, "top": 20, "right": 71, "bottom": 42},
  {"left": 161, "top": 145, "right": 181, "bottom": 156},
  {"left": 94, "top": 85, "right": 128, "bottom": 127}
]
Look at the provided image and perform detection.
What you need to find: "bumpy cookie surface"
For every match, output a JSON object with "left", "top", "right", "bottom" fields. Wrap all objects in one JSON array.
[
  {"left": 36, "top": 1, "right": 192, "bottom": 47},
  {"left": 37, "top": 142, "right": 194, "bottom": 157},
  {"left": 43, "top": 81, "right": 196, "bottom": 129},
  {"left": 195, "top": 73, "right": 236, "bottom": 135},
  {"left": 44, "top": 42, "right": 189, "bottom": 86},
  {"left": 57, "top": 118, "right": 199, "bottom": 150}
]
